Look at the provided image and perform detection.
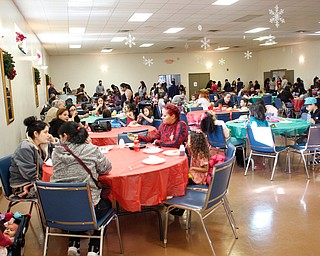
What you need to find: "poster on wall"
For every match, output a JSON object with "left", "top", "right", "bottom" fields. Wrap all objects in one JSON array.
[{"left": 32, "top": 67, "right": 39, "bottom": 108}]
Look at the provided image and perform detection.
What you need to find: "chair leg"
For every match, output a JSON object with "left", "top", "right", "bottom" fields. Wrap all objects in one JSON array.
[
  {"left": 270, "top": 154, "right": 278, "bottom": 181},
  {"left": 244, "top": 151, "right": 253, "bottom": 176},
  {"left": 185, "top": 210, "right": 191, "bottom": 230},
  {"left": 100, "top": 228, "right": 104, "bottom": 256},
  {"left": 222, "top": 198, "right": 238, "bottom": 239},
  {"left": 163, "top": 207, "right": 171, "bottom": 248},
  {"left": 224, "top": 196, "right": 238, "bottom": 229},
  {"left": 197, "top": 212, "right": 217, "bottom": 256},
  {"left": 242, "top": 147, "right": 246, "bottom": 168},
  {"left": 300, "top": 152, "right": 310, "bottom": 179},
  {"left": 114, "top": 214, "right": 124, "bottom": 254},
  {"left": 28, "top": 201, "right": 34, "bottom": 214},
  {"left": 43, "top": 226, "right": 49, "bottom": 256}
]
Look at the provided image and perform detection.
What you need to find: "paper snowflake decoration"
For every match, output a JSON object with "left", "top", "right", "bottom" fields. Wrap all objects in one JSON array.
[
  {"left": 195, "top": 55, "right": 205, "bottom": 65},
  {"left": 142, "top": 56, "right": 153, "bottom": 67},
  {"left": 200, "top": 37, "right": 210, "bottom": 50},
  {"left": 125, "top": 33, "right": 136, "bottom": 48},
  {"left": 218, "top": 58, "right": 226, "bottom": 66},
  {"left": 269, "top": 5, "right": 285, "bottom": 28},
  {"left": 198, "top": 24, "right": 202, "bottom": 31},
  {"left": 184, "top": 43, "right": 189, "bottom": 49},
  {"left": 244, "top": 50, "right": 252, "bottom": 59}
]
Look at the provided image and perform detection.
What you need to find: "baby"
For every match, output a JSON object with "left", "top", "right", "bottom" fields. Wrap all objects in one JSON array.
[{"left": 0, "top": 213, "right": 20, "bottom": 256}]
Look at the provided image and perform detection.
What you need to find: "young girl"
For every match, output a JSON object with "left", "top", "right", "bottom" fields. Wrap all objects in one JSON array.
[
  {"left": 187, "top": 131, "right": 210, "bottom": 185},
  {"left": 123, "top": 101, "right": 136, "bottom": 125},
  {"left": 137, "top": 106, "right": 154, "bottom": 125}
]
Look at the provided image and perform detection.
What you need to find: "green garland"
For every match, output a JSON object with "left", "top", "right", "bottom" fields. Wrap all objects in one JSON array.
[
  {"left": 34, "top": 67, "right": 41, "bottom": 85},
  {"left": 3, "top": 51, "right": 17, "bottom": 80},
  {"left": 45, "top": 74, "right": 50, "bottom": 85}
]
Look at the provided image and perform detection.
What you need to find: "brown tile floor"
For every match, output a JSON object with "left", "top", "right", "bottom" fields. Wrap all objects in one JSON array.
[{"left": 1, "top": 157, "right": 320, "bottom": 256}]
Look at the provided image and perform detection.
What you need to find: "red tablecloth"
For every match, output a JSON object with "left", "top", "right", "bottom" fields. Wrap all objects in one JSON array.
[
  {"left": 89, "top": 125, "right": 157, "bottom": 146},
  {"left": 42, "top": 147, "right": 188, "bottom": 212},
  {"left": 293, "top": 98, "right": 304, "bottom": 111},
  {"left": 187, "top": 109, "right": 240, "bottom": 124}
]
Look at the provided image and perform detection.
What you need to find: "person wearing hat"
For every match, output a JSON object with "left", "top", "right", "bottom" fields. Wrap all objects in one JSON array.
[{"left": 304, "top": 97, "right": 320, "bottom": 124}]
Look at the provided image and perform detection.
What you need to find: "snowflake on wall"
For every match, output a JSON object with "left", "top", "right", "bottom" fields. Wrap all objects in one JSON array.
[
  {"left": 269, "top": 5, "right": 285, "bottom": 28},
  {"left": 198, "top": 24, "right": 202, "bottom": 31},
  {"left": 244, "top": 50, "right": 252, "bottom": 59},
  {"left": 200, "top": 37, "right": 210, "bottom": 50},
  {"left": 218, "top": 58, "right": 226, "bottom": 66},
  {"left": 142, "top": 56, "right": 153, "bottom": 67},
  {"left": 125, "top": 33, "right": 136, "bottom": 48},
  {"left": 184, "top": 43, "right": 189, "bottom": 49}
]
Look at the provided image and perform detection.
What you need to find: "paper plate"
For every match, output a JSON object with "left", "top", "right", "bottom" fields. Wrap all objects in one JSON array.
[
  {"left": 142, "top": 156, "right": 166, "bottom": 165},
  {"left": 143, "top": 147, "right": 163, "bottom": 154},
  {"left": 162, "top": 150, "right": 180, "bottom": 156},
  {"left": 99, "top": 145, "right": 113, "bottom": 153},
  {"left": 125, "top": 143, "right": 134, "bottom": 147}
]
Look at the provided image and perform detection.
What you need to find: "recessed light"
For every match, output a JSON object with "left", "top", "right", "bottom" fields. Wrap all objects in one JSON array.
[
  {"left": 139, "top": 43, "right": 154, "bottom": 48},
  {"left": 111, "top": 37, "right": 126, "bottom": 42},
  {"left": 245, "top": 27, "right": 270, "bottom": 33},
  {"left": 69, "top": 27, "right": 85, "bottom": 34},
  {"left": 129, "top": 13, "right": 153, "bottom": 22},
  {"left": 69, "top": 44, "right": 81, "bottom": 48},
  {"left": 101, "top": 48, "right": 113, "bottom": 53},
  {"left": 163, "top": 28, "right": 184, "bottom": 34},
  {"left": 215, "top": 47, "right": 230, "bottom": 51},
  {"left": 212, "top": 0, "right": 239, "bottom": 5}
]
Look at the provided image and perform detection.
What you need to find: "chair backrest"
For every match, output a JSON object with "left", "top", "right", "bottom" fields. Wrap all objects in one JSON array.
[
  {"left": 209, "top": 94, "right": 215, "bottom": 102},
  {"left": 231, "top": 111, "right": 249, "bottom": 120},
  {"left": 154, "top": 104, "right": 161, "bottom": 119},
  {"left": 206, "top": 125, "right": 226, "bottom": 149},
  {"left": 247, "top": 126, "right": 275, "bottom": 153},
  {"left": 0, "top": 155, "right": 13, "bottom": 198},
  {"left": 262, "top": 95, "right": 272, "bottom": 105},
  {"left": 93, "top": 118, "right": 113, "bottom": 124},
  {"left": 180, "top": 113, "right": 189, "bottom": 127},
  {"left": 230, "top": 94, "right": 238, "bottom": 105},
  {"left": 215, "top": 113, "right": 230, "bottom": 122},
  {"left": 274, "top": 98, "right": 282, "bottom": 109},
  {"left": 237, "top": 96, "right": 242, "bottom": 106},
  {"left": 152, "top": 119, "right": 163, "bottom": 129},
  {"left": 35, "top": 181, "right": 98, "bottom": 231},
  {"left": 225, "top": 142, "right": 236, "bottom": 160},
  {"left": 77, "top": 110, "right": 89, "bottom": 116},
  {"left": 189, "top": 107, "right": 203, "bottom": 112},
  {"left": 306, "top": 125, "right": 320, "bottom": 148},
  {"left": 203, "top": 156, "right": 235, "bottom": 210},
  {"left": 118, "top": 129, "right": 149, "bottom": 143}
]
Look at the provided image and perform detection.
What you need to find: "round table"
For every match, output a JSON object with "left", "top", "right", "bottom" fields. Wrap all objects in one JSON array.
[
  {"left": 226, "top": 118, "right": 312, "bottom": 139},
  {"left": 42, "top": 147, "right": 188, "bottom": 212},
  {"left": 186, "top": 108, "right": 241, "bottom": 124},
  {"left": 81, "top": 114, "right": 126, "bottom": 124},
  {"left": 89, "top": 125, "right": 157, "bottom": 146},
  {"left": 250, "top": 95, "right": 276, "bottom": 103}
]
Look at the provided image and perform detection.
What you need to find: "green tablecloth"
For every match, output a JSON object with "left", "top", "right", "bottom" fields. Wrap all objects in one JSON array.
[
  {"left": 226, "top": 118, "right": 312, "bottom": 139},
  {"left": 81, "top": 115, "right": 126, "bottom": 124},
  {"left": 250, "top": 96, "right": 277, "bottom": 103}
]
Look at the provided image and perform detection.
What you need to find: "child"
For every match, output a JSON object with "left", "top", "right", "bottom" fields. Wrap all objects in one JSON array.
[
  {"left": 123, "top": 101, "right": 136, "bottom": 125},
  {"left": 0, "top": 212, "right": 20, "bottom": 256},
  {"left": 137, "top": 106, "right": 154, "bottom": 125},
  {"left": 187, "top": 131, "right": 210, "bottom": 185}
]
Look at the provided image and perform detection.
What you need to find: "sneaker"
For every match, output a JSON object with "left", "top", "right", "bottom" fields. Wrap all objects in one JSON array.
[
  {"left": 87, "top": 245, "right": 99, "bottom": 256},
  {"left": 87, "top": 252, "right": 99, "bottom": 256},
  {"left": 68, "top": 246, "right": 80, "bottom": 256}
]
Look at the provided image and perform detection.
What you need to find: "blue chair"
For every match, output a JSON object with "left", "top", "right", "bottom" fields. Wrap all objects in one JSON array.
[
  {"left": 230, "top": 94, "right": 238, "bottom": 106},
  {"left": 244, "top": 127, "right": 289, "bottom": 180},
  {"left": 0, "top": 155, "right": 37, "bottom": 214},
  {"left": 189, "top": 107, "right": 203, "bottom": 111},
  {"left": 237, "top": 96, "right": 242, "bottom": 106},
  {"left": 262, "top": 94, "right": 272, "bottom": 105},
  {"left": 231, "top": 111, "right": 249, "bottom": 120},
  {"left": 215, "top": 112, "right": 230, "bottom": 122},
  {"left": 35, "top": 181, "right": 123, "bottom": 256},
  {"left": 77, "top": 110, "right": 89, "bottom": 116},
  {"left": 152, "top": 119, "right": 162, "bottom": 129},
  {"left": 164, "top": 156, "right": 238, "bottom": 255},
  {"left": 274, "top": 98, "right": 284, "bottom": 116},
  {"left": 118, "top": 129, "right": 149, "bottom": 144},
  {"left": 154, "top": 104, "right": 161, "bottom": 119},
  {"left": 93, "top": 117, "right": 113, "bottom": 124},
  {"left": 209, "top": 94, "right": 215, "bottom": 102},
  {"left": 206, "top": 125, "right": 227, "bottom": 150},
  {"left": 289, "top": 125, "right": 320, "bottom": 178}
]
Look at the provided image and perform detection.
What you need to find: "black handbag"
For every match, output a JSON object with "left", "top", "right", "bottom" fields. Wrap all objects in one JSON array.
[{"left": 89, "top": 121, "right": 111, "bottom": 132}]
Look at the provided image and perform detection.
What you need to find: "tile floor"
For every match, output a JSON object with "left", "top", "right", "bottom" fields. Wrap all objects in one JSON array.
[{"left": 1, "top": 156, "right": 320, "bottom": 256}]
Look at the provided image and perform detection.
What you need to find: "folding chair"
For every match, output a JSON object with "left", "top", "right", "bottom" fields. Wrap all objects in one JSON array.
[
  {"left": 164, "top": 156, "right": 237, "bottom": 256},
  {"left": 231, "top": 111, "right": 249, "bottom": 120},
  {"left": 262, "top": 94, "right": 272, "bottom": 105},
  {"left": 35, "top": 181, "right": 123, "bottom": 256},
  {"left": 152, "top": 119, "right": 162, "bottom": 129},
  {"left": 215, "top": 112, "right": 230, "bottom": 122},
  {"left": 289, "top": 125, "right": 320, "bottom": 177},
  {"left": 189, "top": 107, "right": 203, "bottom": 111},
  {"left": 244, "top": 126, "right": 289, "bottom": 180},
  {"left": 118, "top": 129, "right": 149, "bottom": 143},
  {"left": 206, "top": 125, "right": 227, "bottom": 150}
]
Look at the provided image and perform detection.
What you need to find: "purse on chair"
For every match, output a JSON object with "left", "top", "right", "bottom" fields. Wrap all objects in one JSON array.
[{"left": 60, "top": 144, "right": 110, "bottom": 200}]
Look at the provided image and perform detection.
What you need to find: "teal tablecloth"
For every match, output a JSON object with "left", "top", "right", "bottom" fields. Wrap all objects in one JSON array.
[
  {"left": 81, "top": 115, "right": 126, "bottom": 124},
  {"left": 226, "top": 119, "right": 312, "bottom": 139},
  {"left": 250, "top": 96, "right": 277, "bottom": 103}
]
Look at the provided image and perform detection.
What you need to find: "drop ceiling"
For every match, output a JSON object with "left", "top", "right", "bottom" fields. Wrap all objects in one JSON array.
[{"left": 12, "top": 0, "right": 320, "bottom": 56}]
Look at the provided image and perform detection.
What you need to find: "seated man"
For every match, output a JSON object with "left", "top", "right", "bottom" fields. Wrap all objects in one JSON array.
[{"left": 214, "top": 93, "right": 234, "bottom": 108}]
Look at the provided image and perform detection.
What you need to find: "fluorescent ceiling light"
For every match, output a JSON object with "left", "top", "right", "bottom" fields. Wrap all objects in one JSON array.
[
  {"left": 215, "top": 46, "right": 230, "bottom": 51},
  {"left": 129, "top": 13, "right": 153, "bottom": 22},
  {"left": 163, "top": 27, "right": 184, "bottom": 34},
  {"left": 111, "top": 37, "right": 126, "bottom": 42},
  {"left": 212, "top": 0, "right": 239, "bottom": 5},
  {"left": 245, "top": 27, "right": 270, "bottom": 33},
  {"left": 253, "top": 35, "right": 275, "bottom": 41},
  {"left": 101, "top": 48, "right": 113, "bottom": 53},
  {"left": 69, "top": 27, "right": 85, "bottom": 34},
  {"left": 69, "top": 44, "right": 81, "bottom": 48},
  {"left": 315, "top": 31, "right": 320, "bottom": 34},
  {"left": 139, "top": 43, "right": 154, "bottom": 48},
  {"left": 260, "top": 41, "right": 277, "bottom": 46}
]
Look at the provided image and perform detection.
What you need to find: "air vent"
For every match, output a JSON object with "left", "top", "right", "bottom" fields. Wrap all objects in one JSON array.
[
  {"left": 207, "top": 30, "right": 220, "bottom": 33},
  {"left": 188, "top": 36, "right": 203, "bottom": 41},
  {"left": 118, "top": 29, "right": 133, "bottom": 33},
  {"left": 232, "top": 45, "right": 240, "bottom": 48},
  {"left": 233, "top": 15, "right": 262, "bottom": 22},
  {"left": 296, "top": 30, "right": 308, "bottom": 33}
]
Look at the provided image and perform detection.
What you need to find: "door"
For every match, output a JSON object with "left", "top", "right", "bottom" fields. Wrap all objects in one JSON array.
[{"left": 188, "top": 73, "right": 210, "bottom": 99}]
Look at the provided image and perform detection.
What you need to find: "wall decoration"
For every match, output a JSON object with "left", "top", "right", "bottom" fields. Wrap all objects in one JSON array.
[
  {"left": 244, "top": 50, "right": 253, "bottom": 59},
  {"left": 125, "top": 33, "right": 136, "bottom": 48},
  {"left": 198, "top": 25, "right": 202, "bottom": 31},
  {"left": 3, "top": 51, "right": 17, "bottom": 80},
  {"left": 200, "top": 37, "right": 210, "bottom": 50},
  {"left": 142, "top": 56, "right": 153, "bottom": 67},
  {"left": 218, "top": 58, "right": 226, "bottom": 66},
  {"left": 34, "top": 67, "right": 41, "bottom": 85},
  {"left": 269, "top": 5, "right": 285, "bottom": 28},
  {"left": 0, "top": 48, "right": 14, "bottom": 124},
  {"left": 32, "top": 67, "right": 39, "bottom": 108},
  {"left": 37, "top": 49, "right": 42, "bottom": 66},
  {"left": 16, "top": 32, "right": 27, "bottom": 54}
]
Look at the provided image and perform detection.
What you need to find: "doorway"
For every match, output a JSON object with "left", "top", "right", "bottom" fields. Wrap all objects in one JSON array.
[{"left": 188, "top": 73, "right": 210, "bottom": 99}]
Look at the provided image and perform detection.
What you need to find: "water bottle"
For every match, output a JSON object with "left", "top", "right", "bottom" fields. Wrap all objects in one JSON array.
[
  {"left": 119, "top": 138, "right": 125, "bottom": 149},
  {"left": 179, "top": 144, "right": 185, "bottom": 156}
]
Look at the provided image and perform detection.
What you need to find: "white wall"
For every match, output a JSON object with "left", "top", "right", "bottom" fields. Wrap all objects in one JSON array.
[{"left": 0, "top": 0, "right": 49, "bottom": 157}]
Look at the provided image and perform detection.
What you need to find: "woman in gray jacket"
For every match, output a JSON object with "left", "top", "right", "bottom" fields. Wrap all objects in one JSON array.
[{"left": 51, "top": 121, "right": 112, "bottom": 256}]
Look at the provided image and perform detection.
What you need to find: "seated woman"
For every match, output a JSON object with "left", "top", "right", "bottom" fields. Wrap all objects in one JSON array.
[
  {"left": 9, "top": 116, "right": 56, "bottom": 198},
  {"left": 137, "top": 103, "right": 188, "bottom": 148},
  {"left": 200, "top": 111, "right": 230, "bottom": 140},
  {"left": 94, "top": 97, "right": 107, "bottom": 116},
  {"left": 67, "top": 104, "right": 88, "bottom": 125},
  {"left": 248, "top": 103, "right": 268, "bottom": 127},
  {"left": 49, "top": 108, "right": 69, "bottom": 138},
  {"left": 51, "top": 122, "right": 112, "bottom": 256},
  {"left": 136, "top": 106, "right": 154, "bottom": 125},
  {"left": 194, "top": 89, "right": 210, "bottom": 110}
]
